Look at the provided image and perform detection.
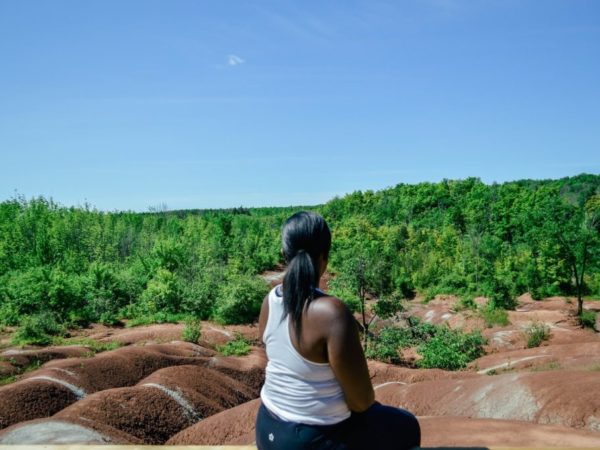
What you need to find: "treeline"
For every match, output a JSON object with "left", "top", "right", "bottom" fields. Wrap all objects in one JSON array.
[
  {"left": 324, "top": 175, "right": 600, "bottom": 315},
  {"left": 0, "top": 174, "right": 598, "bottom": 335}
]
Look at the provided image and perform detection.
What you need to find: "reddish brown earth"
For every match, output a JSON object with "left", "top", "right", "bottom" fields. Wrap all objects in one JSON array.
[
  {"left": 167, "top": 398, "right": 261, "bottom": 445},
  {"left": 0, "top": 293, "right": 598, "bottom": 446}
]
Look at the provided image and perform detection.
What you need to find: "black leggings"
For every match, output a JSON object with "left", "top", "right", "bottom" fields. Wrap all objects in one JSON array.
[{"left": 255, "top": 401, "right": 420, "bottom": 450}]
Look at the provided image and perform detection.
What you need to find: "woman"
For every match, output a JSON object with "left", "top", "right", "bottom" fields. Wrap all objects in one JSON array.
[{"left": 256, "top": 211, "right": 420, "bottom": 450}]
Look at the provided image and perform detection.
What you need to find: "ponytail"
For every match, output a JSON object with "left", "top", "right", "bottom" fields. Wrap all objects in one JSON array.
[
  {"left": 281, "top": 212, "right": 331, "bottom": 342},
  {"left": 283, "top": 249, "right": 318, "bottom": 342}
]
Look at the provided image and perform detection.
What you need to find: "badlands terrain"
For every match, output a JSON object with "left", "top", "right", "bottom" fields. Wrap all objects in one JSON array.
[{"left": 0, "top": 279, "right": 599, "bottom": 447}]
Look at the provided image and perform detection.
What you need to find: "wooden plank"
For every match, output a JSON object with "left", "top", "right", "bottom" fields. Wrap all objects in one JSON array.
[{"left": 2, "top": 441, "right": 591, "bottom": 448}]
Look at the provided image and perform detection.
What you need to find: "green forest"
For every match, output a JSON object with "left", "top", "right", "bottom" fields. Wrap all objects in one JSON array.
[{"left": 1, "top": 174, "right": 599, "bottom": 348}]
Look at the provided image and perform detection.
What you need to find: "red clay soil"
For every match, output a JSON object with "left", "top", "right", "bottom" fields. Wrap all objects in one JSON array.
[
  {"left": 470, "top": 340, "right": 600, "bottom": 374},
  {"left": 0, "top": 361, "right": 16, "bottom": 377},
  {"left": 419, "top": 416, "right": 600, "bottom": 447},
  {"left": 375, "top": 370, "right": 600, "bottom": 432},
  {"left": 0, "top": 417, "right": 142, "bottom": 445},
  {"left": 0, "top": 379, "right": 78, "bottom": 429},
  {"left": 167, "top": 398, "right": 261, "bottom": 445}
]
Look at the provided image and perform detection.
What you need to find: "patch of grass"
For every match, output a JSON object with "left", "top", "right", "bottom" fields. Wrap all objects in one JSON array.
[
  {"left": 579, "top": 310, "right": 597, "bottom": 330},
  {"left": 0, "top": 375, "right": 17, "bottom": 386},
  {"left": 481, "top": 307, "right": 510, "bottom": 328},
  {"left": 126, "top": 312, "right": 187, "bottom": 327},
  {"left": 217, "top": 336, "right": 251, "bottom": 356},
  {"left": 530, "top": 361, "right": 561, "bottom": 372},
  {"left": 454, "top": 296, "right": 477, "bottom": 312},
  {"left": 0, "top": 357, "right": 43, "bottom": 386},
  {"left": 524, "top": 321, "right": 551, "bottom": 348},
  {"left": 181, "top": 317, "right": 202, "bottom": 344},
  {"left": 51, "top": 336, "right": 122, "bottom": 353}
]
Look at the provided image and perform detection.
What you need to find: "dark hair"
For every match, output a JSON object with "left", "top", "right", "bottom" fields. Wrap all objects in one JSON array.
[{"left": 282, "top": 211, "right": 332, "bottom": 341}]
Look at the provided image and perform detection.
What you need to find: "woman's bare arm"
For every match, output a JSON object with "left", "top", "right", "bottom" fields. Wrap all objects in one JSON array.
[{"left": 320, "top": 297, "right": 375, "bottom": 412}]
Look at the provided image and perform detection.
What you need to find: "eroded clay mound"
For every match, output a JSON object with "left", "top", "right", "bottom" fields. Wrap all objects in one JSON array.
[
  {"left": 471, "top": 341, "right": 600, "bottom": 374},
  {"left": 167, "top": 398, "right": 260, "bottom": 445},
  {"left": 206, "top": 348, "right": 266, "bottom": 392},
  {"left": 0, "top": 342, "right": 212, "bottom": 431},
  {"left": 28, "top": 342, "right": 212, "bottom": 392},
  {"left": 53, "top": 363, "right": 260, "bottom": 444},
  {"left": 138, "top": 364, "right": 258, "bottom": 416},
  {"left": 0, "top": 345, "right": 92, "bottom": 371},
  {"left": 89, "top": 322, "right": 260, "bottom": 348},
  {"left": 0, "top": 417, "right": 141, "bottom": 445},
  {"left": 0, "top": 379, "right": 77, "bottom": 429},
  {"left": 54, "top": 385, "right": 194, "bottom": 444},
  {"left": 89, "top": 323, "right": 185, "bottom": 345},
  {"left": 420, "top": 415, "right": 600, "bottom": 447},
  {"left": 376, "top": 370, "right": 600, "bottom": 432}
]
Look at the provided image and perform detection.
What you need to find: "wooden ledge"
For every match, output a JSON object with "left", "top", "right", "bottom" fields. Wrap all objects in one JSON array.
[{"left": 0, "top": 446, "right": 598, "bottom": 450}]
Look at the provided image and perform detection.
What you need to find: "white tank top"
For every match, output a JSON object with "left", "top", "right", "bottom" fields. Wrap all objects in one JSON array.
[{"left": 260, "top": 285, "right": 351, "bottom": 425}]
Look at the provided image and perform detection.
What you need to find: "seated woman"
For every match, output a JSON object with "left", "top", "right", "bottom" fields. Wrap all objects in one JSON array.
[{"left": 256, "top": 211, "right": 420, "bottom": 450}]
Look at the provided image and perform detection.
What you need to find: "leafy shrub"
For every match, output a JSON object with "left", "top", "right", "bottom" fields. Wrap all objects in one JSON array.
[
  {"left": 137, "top": 268, "right": 183, "bottom": 316},
  {"left": 417, "top": 327, "right": 485, "bottom": 370},
  {"left": 151, "top": 238, "right": 187, "bottom": 272},
  {"left": 587, "top": 273, "right": 600, "bottom": 298},
  {"left": 182, "top": 317, "right": 202, "bottom": 343},
  {"left": 524, "top": 321, "right": 551, "bottom": 348},
  {"left": 580, "top": 310, "right": 597, "bottom": 330},
  {"left": 372, "top": 294, "right": 404, "bottom": 320},
  {"left": 487, "top": 277, "right": 517, "bottom": 310},
  {"left": 365, "top": 326, "right": 413, "bottom": 363},
  {"left": 217, "top": 336, "right": 251, "bottom": 356},
  {"left": 393, "top": 271, "right": 416, "bottom": 299},
  {"left": 406, "top": 316, "right": 438, "bottom": 341},
  {"left": 84, "top": 263, "right": 133, "bottom": 325},
  {"left": 212, "top": 274, "right": 267, "bottom": 325},
  {"left": 481, "top": 306, "right": 510, "bottom": 328},
  {"left": 2, "top": 268, "right": 51, "bottom": 324},
  {"left": 181, "top": 266, "right": 224, "bottom": 319},
  {"left": 12, "top": 313, "right": 64, "bottom": 346}
]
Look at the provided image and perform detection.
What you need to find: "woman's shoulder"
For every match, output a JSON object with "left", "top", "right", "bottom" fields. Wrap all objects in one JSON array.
[{"left": 309, "top": 293, "right": 354, "bottom": 324}]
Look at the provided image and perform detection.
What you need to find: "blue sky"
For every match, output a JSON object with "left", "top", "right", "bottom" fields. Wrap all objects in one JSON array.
[{"left": 1, "top": 0, "right": 599, "bottom": 211}]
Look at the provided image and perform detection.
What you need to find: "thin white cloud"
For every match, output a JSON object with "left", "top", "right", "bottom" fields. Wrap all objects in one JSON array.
[{"left": 227, "top": 54, "right": 245, "bottom": 66}]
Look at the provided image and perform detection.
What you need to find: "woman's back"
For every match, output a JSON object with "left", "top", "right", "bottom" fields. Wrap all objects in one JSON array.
[{"left": 260, "top": 284, "right": 351, "bottom": 425}]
